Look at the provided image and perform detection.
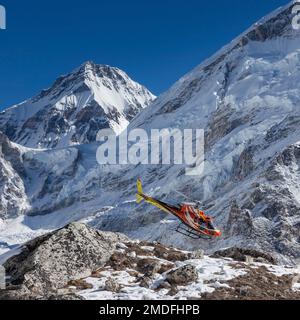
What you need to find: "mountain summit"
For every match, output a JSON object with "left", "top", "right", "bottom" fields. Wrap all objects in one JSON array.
[{"left": 0, "top": 61, "right": 155, "bottom": 149}]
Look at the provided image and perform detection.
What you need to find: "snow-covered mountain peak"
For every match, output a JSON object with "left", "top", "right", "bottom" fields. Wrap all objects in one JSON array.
[
  {"left": 75, "top": 61, "right": 132, "bottom": 85},
  {"left": 0, "top": 62, "right": 155, "bottom": 149}
]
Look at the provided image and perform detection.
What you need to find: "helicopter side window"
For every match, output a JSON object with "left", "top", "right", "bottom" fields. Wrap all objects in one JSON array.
[
  {"left": 194, "top": 217, "right": 203, "bottom": 223},
  {"left": 194, "top": 217, "right": 206, "bottom": 228}
]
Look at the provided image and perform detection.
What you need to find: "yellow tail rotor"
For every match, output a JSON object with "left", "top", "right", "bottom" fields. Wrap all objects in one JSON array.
[{"left": 136, "top": 178, "right": 144, "bottom": 203}]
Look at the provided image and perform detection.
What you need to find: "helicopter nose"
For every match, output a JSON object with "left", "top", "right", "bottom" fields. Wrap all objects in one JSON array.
[{"left": 215, "top": 230, "right": 222, "bottom": 237}]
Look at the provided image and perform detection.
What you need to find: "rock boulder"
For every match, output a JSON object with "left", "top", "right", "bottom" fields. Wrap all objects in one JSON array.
[{"left": 0, "top": 222, "right": 127, "bottom": 299}]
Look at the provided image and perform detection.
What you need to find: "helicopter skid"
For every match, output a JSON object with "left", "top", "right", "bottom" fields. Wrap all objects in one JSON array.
[{"left": 175, "top": 223, "right": 212, "bottom": 240}]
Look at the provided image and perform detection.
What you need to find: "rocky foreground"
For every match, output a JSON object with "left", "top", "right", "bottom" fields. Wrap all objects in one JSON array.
[{"left": 0, "top": 223, "right": 300, "bottom": 300}]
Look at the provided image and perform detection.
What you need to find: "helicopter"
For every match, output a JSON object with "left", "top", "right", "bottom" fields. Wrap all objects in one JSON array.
[{"left": 136, "top": 179, "right": 221, "bottom": 239}]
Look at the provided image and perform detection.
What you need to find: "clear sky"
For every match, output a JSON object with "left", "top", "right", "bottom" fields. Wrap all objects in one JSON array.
[{"left": 0, "top": 0, "right": 289, "bottom": 110}]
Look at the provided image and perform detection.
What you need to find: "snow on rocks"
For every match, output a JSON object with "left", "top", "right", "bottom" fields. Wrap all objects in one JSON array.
[
  {"left": 212, "top": 247, "right": 277, "bottom": 264},
  {"left": 0, "top": 222, "right": 128, "bottom": 299},
  {"left": 74, "top": 236, "right": 300, "bottom": 300},
  {"left": 0, "top": 223, "right": 299, "bottom": 300},
  {"left": 166, "top": 265, "right": 198, "bottom": 285}
]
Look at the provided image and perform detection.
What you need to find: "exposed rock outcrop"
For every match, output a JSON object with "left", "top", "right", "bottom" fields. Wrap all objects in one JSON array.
[
  {"left": 104, "top": 278, "right": 121, "bottom": 293},
  {"left": 0, "top": 223, "right": 127, "bottom": 299},
  {"left": 0, "top": 132, "right": 28, "bottom": 219},
  {"left": 212, "top": 247, "right": 277, "bottom": 264},
  {"left": 166, "top": 265, "right": 198, "bottom": 286}
]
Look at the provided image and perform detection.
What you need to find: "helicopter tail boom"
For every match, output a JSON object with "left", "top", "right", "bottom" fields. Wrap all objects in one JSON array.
[{"left": 136, "top": 179, "right": 178, "bottom": 215}]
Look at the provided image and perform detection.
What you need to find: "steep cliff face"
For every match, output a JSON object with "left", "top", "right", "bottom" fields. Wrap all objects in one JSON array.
[
  {"left": 0, "top": 132, "right": 29, "bottom": 219},
  {"left": 0, "top": 62, "right": 155, "bottom": 149}
]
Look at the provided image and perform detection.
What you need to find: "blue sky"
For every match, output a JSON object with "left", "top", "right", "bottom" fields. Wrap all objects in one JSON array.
[{"left": 0, "top": 0, "right": 289, "bottom": 110}]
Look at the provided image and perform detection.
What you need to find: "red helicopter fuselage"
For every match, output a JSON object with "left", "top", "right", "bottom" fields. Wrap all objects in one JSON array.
[{"left": 136, "top": 179, "right": 221, "bottom": 239}]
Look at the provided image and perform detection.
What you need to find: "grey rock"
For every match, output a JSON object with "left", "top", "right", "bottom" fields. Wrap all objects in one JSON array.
[
  {"left": 46, "top": 293, "right": 86, "bottom": 300},
  {"left": 226, "top": 201, "right": 254, "bottom": 237},
  {"left": 104, "top": 277, "right": 121, "bottom": 293},
  {"left": 167, "top": 285, "right": 179, "bottom": 296},
  {"left": 233, "top": 146, "right": 254, "bottom": 181},
  {"left": 139, "top": 276, "right": 152, "bottom": 289},
  {"left": 1, "top": 223, "right": 127, "bottom": 299},
  {"left": 212, "top": 247, "right": 276, "bottom": 264},
  {"left": 157, "top": 281, "right": 172, "bottom": 290},
  {"left": 0, "top": 132, "right": 28, "bottom": 219},
  {"left": 166, "top": 265, "right": 198, "bottom": 286},
  {"left": 137, "top": 258, "right": 161, "bottom": 277}
]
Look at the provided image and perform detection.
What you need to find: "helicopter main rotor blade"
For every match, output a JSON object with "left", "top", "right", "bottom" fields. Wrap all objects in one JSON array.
[
  {"left": 174, "top": 190, "right": 203, "bottom": 206},
  {"left": 174, "top": 190, "right": 192, "bottom": 201}
]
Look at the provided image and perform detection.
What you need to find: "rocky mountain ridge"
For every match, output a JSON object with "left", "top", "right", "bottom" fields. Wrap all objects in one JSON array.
[{"left": 0, "top": 62, "right": 155, "bottom": 149}]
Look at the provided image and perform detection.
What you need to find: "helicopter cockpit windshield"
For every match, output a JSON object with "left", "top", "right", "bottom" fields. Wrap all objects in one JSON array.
[
  {"left": 193, "top": 215, "right": 216, "bottom": 231},
  {"left": 207, "top": 220, "right": 216, "bottom": 231}
]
